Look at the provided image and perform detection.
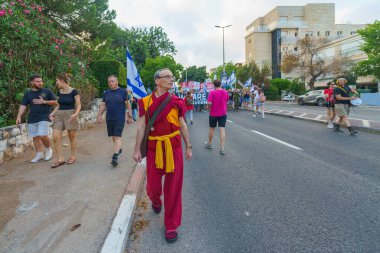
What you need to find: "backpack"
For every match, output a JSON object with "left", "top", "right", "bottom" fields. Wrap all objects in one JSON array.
[
  {"left": 186, "top": 97, "right": 193, "bottom": 106},
  {"left": 260, "top": 94, "right": 266, "bottom": 103}
]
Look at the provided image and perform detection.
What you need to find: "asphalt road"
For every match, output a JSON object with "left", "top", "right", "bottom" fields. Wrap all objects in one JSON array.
[{"left": 127, "top": 111, "right": 380, "bottom": 253}]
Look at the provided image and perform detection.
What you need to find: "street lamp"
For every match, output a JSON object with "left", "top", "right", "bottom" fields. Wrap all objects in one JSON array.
[{"left": 215, "top": 24, "right": 231, "bottom": 80}]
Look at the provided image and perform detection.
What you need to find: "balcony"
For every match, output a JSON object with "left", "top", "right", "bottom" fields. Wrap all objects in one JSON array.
[
  {"left": 281, "top": 36, "right": 299, "bottom": 45},
  {"left": 267, "top": 21, "right": 308, "bottom": 31}
]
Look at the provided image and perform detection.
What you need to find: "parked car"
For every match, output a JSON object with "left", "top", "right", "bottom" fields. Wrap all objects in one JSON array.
[
  {"left": 282, "top": 93, "right": 295, "bottom": 102},
  {"left": 297, "top": 90, "right": 325, "bottom": 106}
]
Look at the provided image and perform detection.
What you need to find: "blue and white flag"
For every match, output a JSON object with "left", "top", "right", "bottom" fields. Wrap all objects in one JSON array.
[
  {"left": 227, "top": 71, "right": 236, "bottom": 86},
  {"left": 126, "top": 49, "right": 147, "bottom": 99},
  {"left": 213, "top": 73, "right": 217, "bottom": 81},
  {"left": 245, "top": 77, "right": 252, "bottom": 87}
]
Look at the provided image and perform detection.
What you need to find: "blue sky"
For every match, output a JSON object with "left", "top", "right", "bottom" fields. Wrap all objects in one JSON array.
[{"left": 109, "top": 0, "right": 379, "bottom": 71}]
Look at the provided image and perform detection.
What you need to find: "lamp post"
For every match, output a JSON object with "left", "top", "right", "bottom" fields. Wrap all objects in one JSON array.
[{"left": 215, "top": 24, "right": 231, "bottom": 81}]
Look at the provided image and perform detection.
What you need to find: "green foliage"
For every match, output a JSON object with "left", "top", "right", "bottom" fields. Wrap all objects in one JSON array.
[
  {"left": 270, "top": 79, "right": 291, "bottom": 95},
  {"left": 287, "top": 79, "right": 306, "bottom": 95},
  {"left": 235, "top": 61, "right": 271, "bottom": 88},
  {"left": 103, "top": 27, "right": 176, "bottom": 70},
  {"left": 266, "top": 85, "right": 279, "bottom": 100},
  {"left": 140, "top": 55, "right": 183, "bottom": 91},
  {"left": 89, "top": 60, "right": 126, "bottom": 94},
  {"left": 355, "top": 21, "right": 380, "bottom": 79},
  {"left": 0, "top": 0, "right": 96, "bottom": 126},
  {"left": 210, "top": 62, "right": 236, "bottom": 81},
  {"left": 35, "top": 0, "right": 117, "bottom": 42},
  {"left": 180, "top": 65, "right": 208, "bottom": 82},
  {"left": 332, "top": 70, "right": 358, "bottom": 86}
]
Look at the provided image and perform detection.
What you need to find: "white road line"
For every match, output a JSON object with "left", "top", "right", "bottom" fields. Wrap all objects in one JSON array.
[
  {"left": 362, "top": 120, "right": 370, "bottom": 127},
  {"left": 227, "top": 120, "right": 233, "bottom": 123},
  {"left": 251, "top": 130, "right": 303, "bottom": 150},
  {"left": 284, "top": 111, "right": 294, "bottom": 115},
  {"left": 299, "top": 113, "right": 307, "bottom": 117},
  {"left": 315, "top": 115, "right": 323, "bottom": 120}
]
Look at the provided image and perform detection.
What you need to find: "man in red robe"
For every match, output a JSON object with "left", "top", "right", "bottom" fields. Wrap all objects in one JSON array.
[{"left": 133, "top": 68, "right": 192, "bottom": 243}]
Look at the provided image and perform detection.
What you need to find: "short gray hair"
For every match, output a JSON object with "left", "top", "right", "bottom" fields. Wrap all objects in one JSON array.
[
  {"left": 108, "top": 75, "right": 118, "bottom": 81},
  {"left": 154, "top": 68, "right": 170, "bottom": 80}
]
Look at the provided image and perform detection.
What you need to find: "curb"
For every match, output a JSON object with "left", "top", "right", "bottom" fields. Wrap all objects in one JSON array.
[{"left": 101, "top": 160, "right": 146, "bottom": 253}]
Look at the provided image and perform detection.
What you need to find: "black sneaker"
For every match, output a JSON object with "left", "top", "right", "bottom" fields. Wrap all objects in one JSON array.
[
  {"left": 118, "top": 149, "right": 122, "bottom": 155},
  {"left": 348, "top": 127, "right": 358, "bottom": 136},
  {"left": 111, "top": 153, "right": 119, "bottom": 167},
  {"left": 333, "top": 123, "right": 344, "bottom": 132}
]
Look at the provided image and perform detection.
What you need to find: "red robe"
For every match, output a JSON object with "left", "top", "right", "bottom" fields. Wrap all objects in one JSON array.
[{"left": 138, "top": 92, "right": 186, "bottom": 231}]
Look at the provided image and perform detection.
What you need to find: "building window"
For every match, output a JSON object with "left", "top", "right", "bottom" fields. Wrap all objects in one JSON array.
[
  {"left": 248, "top": 39, "right": 252, "bottom": 44},
  {"left": 325, "top": 31, "right": 330, "bottom": 36},
  {"left": 350, "top": 31, "right": 356, "bottom": 35},
  {"left": 294, "top": 47, "right": 298, "bottom": 51},
  {"left": 317, "top": 31, "right": 320, "bottom": 36},
  {"left": 295, "top": 32, "right": 298, "bottom": 37},
  {"left": 337, "top": 31, "right": 343, "bottom": 36}
]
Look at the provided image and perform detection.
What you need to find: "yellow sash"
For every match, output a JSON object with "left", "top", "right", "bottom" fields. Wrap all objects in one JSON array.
[{"left": 148, "top": 130, "right": 180, "bottom": 173}]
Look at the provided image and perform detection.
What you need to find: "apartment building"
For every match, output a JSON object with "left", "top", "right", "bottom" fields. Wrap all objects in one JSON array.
[{"left": 245, "top": 3, "right": 366, "bottom": 79}]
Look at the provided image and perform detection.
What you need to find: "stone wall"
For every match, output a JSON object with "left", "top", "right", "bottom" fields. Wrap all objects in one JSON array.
[{"left": 0, "top": 98, "right": 102, "bottom": 164}]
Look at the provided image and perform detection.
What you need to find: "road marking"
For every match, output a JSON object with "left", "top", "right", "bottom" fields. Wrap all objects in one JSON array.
[
  {"left": 362, "top": 120, "right": 370, "bottom": 127},
  {"left": 227, "top": 120, "right": 233, "bottom": 123},
  {"left": 284, "top": 111, "right": 294, "bottom": 115},
  {"left": 299, "top": 113, "right": 307, "bottom": 117},
  {"left": 315, "top": 115, "right": 323, "bottom": 120},
  {"left": 251, "top": 130, "right": 303, "bottom": 150}
]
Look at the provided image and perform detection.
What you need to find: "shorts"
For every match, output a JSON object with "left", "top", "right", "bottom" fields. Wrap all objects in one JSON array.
[
  {"left": 209, "top": 115, "right": 227, "bottom": 128},
  {"left": 325, "top": 102, "right": 335, "bottom": 108},
  {"left": 106, "top": 120, "right": 125, "bottom": 137},
  {"left": 335, "top": 103, "right": 350, "bottom": 117},
  {"left": 257, "top": 101, "right": 263, "bottom": 107},
  {"left": 52, "top": 109, "right": 79, "bottom": 131},
  {"left": 28, "top": 121, "right": 51, "bottom": 137},
  {"left": 244, "top": 98, "right": 250, "bottom": 103}
]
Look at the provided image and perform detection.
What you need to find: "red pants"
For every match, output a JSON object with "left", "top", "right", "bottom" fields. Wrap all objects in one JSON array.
[{"left": 146, "top": 145, "right": 184, "bottom": 231}]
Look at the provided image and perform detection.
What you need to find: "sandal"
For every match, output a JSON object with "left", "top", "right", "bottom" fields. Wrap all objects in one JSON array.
[
  {"left": 165, "top": 230, "right": 178, "bottom": 243},
  {"left": 67, "top": 157, "right": 76, "bottom": 165},
  {"left": 51, "top": 161, "right": 65, "bottom": 168}
]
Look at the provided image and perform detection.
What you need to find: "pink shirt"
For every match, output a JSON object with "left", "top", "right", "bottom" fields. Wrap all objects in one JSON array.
[{"left": 207, "top": 89, "right": 228, "bottom": 116}]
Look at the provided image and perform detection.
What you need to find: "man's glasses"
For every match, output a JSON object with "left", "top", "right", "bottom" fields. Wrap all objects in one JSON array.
[{"left": 157, "top": 75, "right": 175, "bottom": 81}]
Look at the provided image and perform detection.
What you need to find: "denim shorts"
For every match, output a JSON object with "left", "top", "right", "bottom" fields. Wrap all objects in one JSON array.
[{"left": 28, "top": 121, "right": 51, "bottom": 137}]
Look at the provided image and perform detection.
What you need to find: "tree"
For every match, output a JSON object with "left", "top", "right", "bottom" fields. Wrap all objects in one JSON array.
[
  {"left": 210, "top": 62, "right": 236, "bottom": 81},
  {"left": 106, "top": 27, "right": 176, "bottom": 70},
  {"left": 140, "top": 55, "right": 183, "bottom": 91},
  {"left": 235, "top": 62, "right": 271, "bottom": 88},
  {"left": 35, "top": 0, "right": 117, "bottom": 41},
  {"left": 355, "top": 21, "right": 380, "bottom": 79},
  {"left": 179, "top": 65, "right": 208, "bottom": 82},
  {"left": 282, "top": 37, "right": 345, "bottom": 90}
]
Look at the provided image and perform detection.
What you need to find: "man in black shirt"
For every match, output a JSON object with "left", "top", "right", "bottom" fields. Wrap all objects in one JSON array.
[
  {"left": 16, "top": 74, "right": 57, "bottom": 162},
  {"left": 333, "top": 78, "right": 358, "bottom": 135}
]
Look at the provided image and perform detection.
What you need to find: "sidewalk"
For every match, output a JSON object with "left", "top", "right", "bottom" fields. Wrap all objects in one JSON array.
[
  {"left": 251, "top": 102, "right": 380, "bottom": 133},
  {"left": 0, "top": 123, "right": 138, "bottom": 253}
]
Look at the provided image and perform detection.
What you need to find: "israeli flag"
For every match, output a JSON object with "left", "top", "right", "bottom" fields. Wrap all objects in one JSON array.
[
  {"left": 213, "top": 73, "right": 217, "bottom": 81},
  {"left": 227, "top": 71, "right": 236, "bottom": 86},
  {"left": 245, "top": 77, "right": 252, "bottom": 87},
  {"left": 126, "top": 49, "right": 147, "bottom": 99}
]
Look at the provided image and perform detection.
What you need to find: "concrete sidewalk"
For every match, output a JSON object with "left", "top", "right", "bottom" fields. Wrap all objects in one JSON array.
[{"left": 0, "top": 123, "right": 139, "bottom": 253}]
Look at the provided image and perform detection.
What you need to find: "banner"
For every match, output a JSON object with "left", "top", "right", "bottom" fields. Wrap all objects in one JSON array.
[
  {"left": 181, "top": 81, "right": 214, "bottom": 91},
  {"left": 176, "top": 92, "right": 209, "bottom": 105}
]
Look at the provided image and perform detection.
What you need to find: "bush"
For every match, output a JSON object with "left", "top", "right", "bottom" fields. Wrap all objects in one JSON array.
[
  {"left": 270, "top": 78, "right": 291, "bottom": 95},
  {"left": 89, "top": 60, "right": 126, "bottom": 95},
  {"left": 0, "top": 0, "right": 95, "bottom": 127},
  {"left": 287, "top": 79, "right": 306, "bottom": 95},
  {"left": 265, "top": 85, "right": 279, "bottom": 100}
]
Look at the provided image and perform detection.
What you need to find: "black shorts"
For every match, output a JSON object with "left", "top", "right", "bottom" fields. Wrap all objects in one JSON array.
[
  {"left": 209, "top": 115, "right": 227, "bottom": 128},
  {"left": 106, "top": 120, "right": 125, "bottom": 137},
  {"left": 325, "top": 102, "right": 335, "bottom": 108}
]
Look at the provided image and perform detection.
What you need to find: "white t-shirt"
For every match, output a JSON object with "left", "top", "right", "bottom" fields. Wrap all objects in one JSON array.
[{"left": 253, "top": 90, "right": 259, "bottom": 101}]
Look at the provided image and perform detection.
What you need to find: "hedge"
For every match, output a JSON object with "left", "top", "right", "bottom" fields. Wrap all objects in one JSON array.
[{"left": 89, "top": 60, "right": 126, "bottom": 95}]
